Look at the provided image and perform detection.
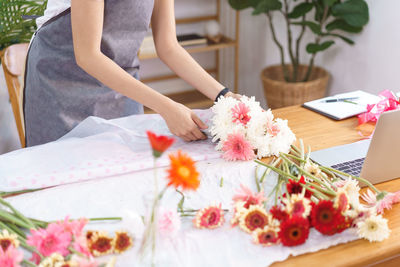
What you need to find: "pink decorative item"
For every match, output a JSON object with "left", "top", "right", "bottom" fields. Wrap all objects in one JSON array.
[
  {"left": 158, "top": 209, "right": 181, "bottom": 239},
  {"left": 358, "top": 90, "right": 400, "bottom": 125},
  {"left": 222, "top": 133, "right": 255, "bottom": 161}
]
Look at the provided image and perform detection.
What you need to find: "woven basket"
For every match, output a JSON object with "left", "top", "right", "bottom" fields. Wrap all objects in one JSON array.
[{"left": 261, "top": 65, "right": 329, "bottom": 109}]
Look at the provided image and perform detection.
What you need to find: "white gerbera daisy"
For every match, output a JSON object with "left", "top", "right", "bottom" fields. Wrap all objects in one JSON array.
[
  {"left": 357, "top": 214, "right": 390, "bottom": 242},
  {"left": 342, "top": 178, "right": 361, "bottom": 207}
]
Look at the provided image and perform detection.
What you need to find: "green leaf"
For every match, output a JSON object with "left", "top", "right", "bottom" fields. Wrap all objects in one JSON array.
[
  {"left": 323, "top": 0, "right": 337, "bottom": 7},
  {"left": 292, "top": 21, "right": 321, "bottom": 35},
  {"left": 326, "top": 19, "right": 363, "bottom": 33},
  {"left": 288, "top": 3, "right": 313, "bottom": 19},
  {"left": 252, "top": 0, "right": 282, "bottom": 15},
  {"left": 332, "top": 0, "right": 369, "bottom": 27},
  {"left": 323, "top": 33, "right": 354, "bottom": 44},
  {"left": 306, "top": 41, "right": 335, "bottom": 54}
]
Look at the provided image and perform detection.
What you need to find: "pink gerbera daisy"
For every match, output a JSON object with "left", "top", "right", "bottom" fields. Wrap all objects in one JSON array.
[
  {"left": 193, "top": 204, "right": 225, "bottom": 229},
  {"left": 222, "top": 133, "right": 255, "bottom": 161},
  {"left": 232, "top": 102, "right": 251, "bottom": 126},
  {"left": 361, "top": 189, "right": 395, "bottom": 214},
  {"left": 58, "top": 217, "right": 90, "bottom": 256},
  {"left": 266, "top": 122, "right": 280, "bottom": 136},
  {"left": 0, "top": 246, "right": 23, "bottom": 267},
  {"left": 233, "top": 184, "right": 266, "bottom": 208},
  {"left": 27, "top": 223, "right": 72, "bottom": 264}
]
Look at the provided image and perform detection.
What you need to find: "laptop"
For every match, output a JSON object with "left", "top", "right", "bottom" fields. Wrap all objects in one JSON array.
[{"left": 311, "top": 109, "right": 400, "bottom": 185}]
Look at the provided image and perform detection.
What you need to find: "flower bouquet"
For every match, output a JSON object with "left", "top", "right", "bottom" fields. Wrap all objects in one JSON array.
[
  {"left": 0, "top": 196, "right": 134, "bottom": 266},
  {"left": 229, "top": 140, "right": 398, "bottom": 246},
  {"left": 210, "top": 96, "right": 296, "bottom": 161}
]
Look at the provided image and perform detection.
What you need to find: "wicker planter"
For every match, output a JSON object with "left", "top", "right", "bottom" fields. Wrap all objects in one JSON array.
[{"left": 261, "top": 65, "right": 329, "bottom": 109}]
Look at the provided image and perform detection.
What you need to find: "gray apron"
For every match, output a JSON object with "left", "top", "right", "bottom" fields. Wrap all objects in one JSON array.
[{"left": 23, "top": 0, "right": 155, "bottom": 147}]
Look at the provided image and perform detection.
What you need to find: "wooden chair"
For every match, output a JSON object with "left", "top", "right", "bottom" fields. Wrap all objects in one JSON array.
[{"left": 0, "top": 43, "right": 29, "bottom": 148}]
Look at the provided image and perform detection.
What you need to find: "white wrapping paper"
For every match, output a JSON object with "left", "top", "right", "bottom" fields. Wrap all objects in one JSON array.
[{"left": 1, "top": 110, "right": 359, "bottom": 266}]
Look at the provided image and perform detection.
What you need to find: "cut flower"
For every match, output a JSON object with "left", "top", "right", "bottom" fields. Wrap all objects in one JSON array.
[
  {"left": 113, "top": 231, "right": 133, "bottom": 254},
  {"left": 222, "top": 133, "right": 255, "bottom": 161},
  {"left": 167, "top": 150, "right": 200, "bottom": 191},
  {"left": 357, "top": 214, "right": 390, "bottom": 242},
  {"left": 311, "top": 200, "right": 343, "bottom": 236},
  {"left": 146, "top": 131, "right": 175, "bottom": 158},
  {"left": 253, "top": 226, "right": 280, "bottom": 246},
  {"left": 278, "top": 216, "right": 310, "bottom": 247},
  {"left": 88, "top": 231, "right": 114, "bottom": 257},
  {"left": 239, "top": 205, "right": 270, "bottom": 233},
  {"left": 0, "top": 230, "right": 19, "bottom": 251},
  {"left": 194, "top": 204, "right": 225, "bottom": 229}
]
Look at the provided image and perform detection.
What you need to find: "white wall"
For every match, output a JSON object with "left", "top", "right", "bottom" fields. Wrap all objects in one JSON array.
[{"left": 244, "top": 0, "right": 399, "bottom": 98}]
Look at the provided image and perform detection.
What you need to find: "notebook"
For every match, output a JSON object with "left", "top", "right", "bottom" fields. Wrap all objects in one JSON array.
[{"left": 302, "top": 90, "right": 381, "bottom": 120}]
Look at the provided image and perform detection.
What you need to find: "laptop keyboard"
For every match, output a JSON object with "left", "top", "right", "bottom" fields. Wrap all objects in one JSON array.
[{"left": 331, "top": 158, "right": 365, "bottom": 177}]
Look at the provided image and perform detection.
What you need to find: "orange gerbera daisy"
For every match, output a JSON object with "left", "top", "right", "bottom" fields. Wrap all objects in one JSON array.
[{"left": 167, "top": 150, "right": 200, "bottom": 191}]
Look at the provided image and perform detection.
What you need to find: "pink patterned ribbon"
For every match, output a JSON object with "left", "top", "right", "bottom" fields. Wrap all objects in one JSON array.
[{"left": 358, "top": 90, "right": 400, "bottom": 125}]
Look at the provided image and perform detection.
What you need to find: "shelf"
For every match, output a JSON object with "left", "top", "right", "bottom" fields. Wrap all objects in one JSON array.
[
  {"left": 138, "top": 36, "right": 237, "bottom": 60},
  {"left": 176, "top": 15, "right": 218, "bottom": 24},
  {"left": 141, "top": 68, "right": 216, "bottom": 84},
  {"left": 144, "top": 89, "right": 213, "bottom": 114}
]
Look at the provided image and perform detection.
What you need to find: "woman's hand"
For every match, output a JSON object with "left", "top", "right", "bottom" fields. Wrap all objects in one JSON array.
[
  {"left": 225, "top": 91, "right": 242, "bottom": 101},
  {"left": 159, "top": 102, "right": 208, "bottom": 142}
]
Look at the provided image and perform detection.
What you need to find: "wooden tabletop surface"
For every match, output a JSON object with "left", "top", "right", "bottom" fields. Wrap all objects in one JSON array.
[{"left": 269, "top": 105, "right": 400, "bottom": 267}]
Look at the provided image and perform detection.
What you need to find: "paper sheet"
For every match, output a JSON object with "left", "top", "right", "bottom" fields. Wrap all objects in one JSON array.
[{"left": 303, "top": 90, "right": 381, "bottom": 120}]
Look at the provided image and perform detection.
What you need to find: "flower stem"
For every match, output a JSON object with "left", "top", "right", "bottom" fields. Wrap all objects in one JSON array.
[
  {"left": 0, "top": 197, "right": 36, "bottom": 229},
  {"left": 22, "top": 260, "right": 37, "bottom": 267},
  {"left": 279, "top": 154, "right": 337, "bottom": 196},
  {"left": 255, "top": 160, "right": 333, "bottom": 198},
  {"left": 322, "top": 166, "right": 380, "bottom": 193}
]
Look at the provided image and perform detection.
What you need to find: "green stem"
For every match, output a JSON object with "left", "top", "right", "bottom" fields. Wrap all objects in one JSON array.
[
  {"left": 266, "top": 12, "right": 290, "bottom": 81},
  {"left": 279, "top": 154, "right": 336, "bottom": 196},
  {"left": 255, "top": 165, "right": 261, "bottom": 192},
  {"left": 323, "top": 166, "right": 380, "bottom": 193},
  {"left": 0, "top": 210, "right": 33, "bottom": 229},
  {"left": 303, "top": 6, "right": 329, "bottom": 82},
  {"left": 22, "top": 260, "right": 38, "bottom": 267},
  {"left": 6, "top": 222, "right": 26, "bottom": 238},
  {"left": 255, "top": 160, "right": 334, "bottom": 197},
  {"left": 281, "top": 0, "right": 296, "bottom": 82},
  {"left": 0, "top": 197, "right": 36, "bottom": 229}
]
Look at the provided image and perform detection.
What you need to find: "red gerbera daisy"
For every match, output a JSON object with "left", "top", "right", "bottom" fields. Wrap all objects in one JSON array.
[
  {"left": 270, "top": 206, "right": 289, "bottom": 222},
  {"left": 146, "top": 131, "right": 175, "bottom": 158},
  {"left": 286, "top": 176, "right": 312, "bottom": 198},
  {"left": 278, "top": 216, "right": 310, "bottom": 247},
  {"left": 311, "top": 200, "right": 342, "bottom": 236}
]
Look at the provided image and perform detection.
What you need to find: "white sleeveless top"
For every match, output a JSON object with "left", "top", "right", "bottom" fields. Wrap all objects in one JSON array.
[{"left": 36, "top": 0, "right": 70, "bottom": 29}]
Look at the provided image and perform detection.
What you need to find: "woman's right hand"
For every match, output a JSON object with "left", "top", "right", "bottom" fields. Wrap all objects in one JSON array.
[{"left": 159, "top": 102, "right": 208, "bottom": 142}]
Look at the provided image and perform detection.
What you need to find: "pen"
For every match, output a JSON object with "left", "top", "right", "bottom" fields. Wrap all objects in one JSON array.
[{"left": 322, "top": 97, "right": 359, "bottom": 103}]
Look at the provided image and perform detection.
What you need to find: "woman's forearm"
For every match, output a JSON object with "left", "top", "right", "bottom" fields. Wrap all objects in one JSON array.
[
  {"left": 157, "top": 43, "right": 225, "bottom": 101},
  {"left": 76, "top": 51, "right": 175, "bottom": 114}
]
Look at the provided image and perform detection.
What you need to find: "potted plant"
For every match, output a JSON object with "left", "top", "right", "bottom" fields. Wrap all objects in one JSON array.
[
  {"left": 0, "top": 0, "right": 47, "bottom": 52},
  {"left": 228, "top": 0, "right": 369, "bottom": 108}
]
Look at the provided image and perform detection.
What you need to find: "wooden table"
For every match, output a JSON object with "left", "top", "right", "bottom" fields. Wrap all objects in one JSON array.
[{"left": 270, "top": 105, "right": 400, "bottom": 267}]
